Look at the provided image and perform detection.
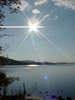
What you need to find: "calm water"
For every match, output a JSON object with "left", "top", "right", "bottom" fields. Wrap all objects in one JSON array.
[{"left": 0, "top": 65, "right": 75, "bottom": 99}]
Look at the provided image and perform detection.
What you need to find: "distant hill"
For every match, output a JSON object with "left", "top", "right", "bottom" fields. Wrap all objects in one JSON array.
[
  {"left": 0, "top": 56, "right": 75, "bottom": 65},
  {"left": 0, "top": 56, "right": 25, "bottom": 65},
  {"left": 0, "top": 56, "right": 41, "bottom": 65}
]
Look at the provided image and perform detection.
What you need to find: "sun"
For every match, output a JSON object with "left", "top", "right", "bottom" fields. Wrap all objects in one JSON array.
[
  {"left": 28, "top": 17, "right": 41, "bottom": 32},
  {"left": 21, "top": 16, "right": 45, "bottom": 40},
  {"left": 29, "top": 23, "right": 38, "bottom": 32}
]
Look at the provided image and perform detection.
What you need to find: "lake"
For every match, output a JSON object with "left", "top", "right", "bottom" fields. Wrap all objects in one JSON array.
[{"left": 0, "top": 64, "right": 75, "bottom": 100}]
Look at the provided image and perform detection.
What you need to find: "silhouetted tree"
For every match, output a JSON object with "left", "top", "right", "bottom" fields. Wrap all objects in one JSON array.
[
  {"left": 0, "top": 46, "right": 2, "bottom": 54},
  {"left": 0, "top": 0, "right": 21, "bottom": 35},
  {"left": 0, "top": 0, "right": 21, "bottom": 55},
  {"left": 0, "top": 72, "right": 18, "bottom": 96},
  {"left": 67, "top": 97, "right": 72, "bottom": 100},
  {"left": 0, "top": 44, "right": 9, "bottom": 56},
  {"left": 0, "top": 0, "right": 21, "bottom": 24}
]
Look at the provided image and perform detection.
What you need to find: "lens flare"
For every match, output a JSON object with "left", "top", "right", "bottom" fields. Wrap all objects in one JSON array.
[{"left": 43, "top": 75, "right": 48, "bottom": 80}]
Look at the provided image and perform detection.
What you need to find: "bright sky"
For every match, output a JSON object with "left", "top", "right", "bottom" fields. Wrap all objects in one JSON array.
[{"left": 0, "top": 0, "right": 75, "bottom": 62}]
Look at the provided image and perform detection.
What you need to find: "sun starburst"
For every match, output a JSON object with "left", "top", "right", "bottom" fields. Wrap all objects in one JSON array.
[
  {"left": 29, "top": 23, "right": 38, "bottom": 32},
  {"left": 19, "top": 16, "right": 45, "bottom": 42},
  {"left": 27, "top": 16, "right": 44, "bottom": 32}
]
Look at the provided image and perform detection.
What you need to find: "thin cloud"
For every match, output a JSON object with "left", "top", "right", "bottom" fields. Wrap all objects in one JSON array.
[
  {"left": 32, "top": 9, "right": 40, "bottom": 14},
  {"left": 12, "top": 0, "right": 31, "bottom": 11},
  {"left": 44, "top": 14, "right": 50, "bottom": 18},
  {"left": 39, "top": 14, "right": 50, "bottom": 23},
  {"left": 52, "top": 0, "right": 75, "bottom": 10},
  {"left": 34, "top": 0, "right": 48, "bottom": 6},
  {"left": 55, "top": 16, "right": 59, "bottom": 20},
  {"left": 43, "top": 14, "right": 50, "bottom": 20},
  {"left": 49, "top": 16, "right": 59, "bottom": 21},
  {"left": 40, "top": 8, "right": 58, "bottom": 22},
  {"left": 38, "top": 8, "right": 58, "bottom": 23}
]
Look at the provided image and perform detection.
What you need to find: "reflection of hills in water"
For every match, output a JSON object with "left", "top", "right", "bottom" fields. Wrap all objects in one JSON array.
[{"left": 0, "top": 56, "right": 75, "bottom": 65}]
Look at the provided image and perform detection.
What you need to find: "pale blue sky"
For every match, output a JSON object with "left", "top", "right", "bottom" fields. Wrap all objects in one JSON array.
[{"left": 0, "top": 0, "right": 75, "bottom": 62}]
